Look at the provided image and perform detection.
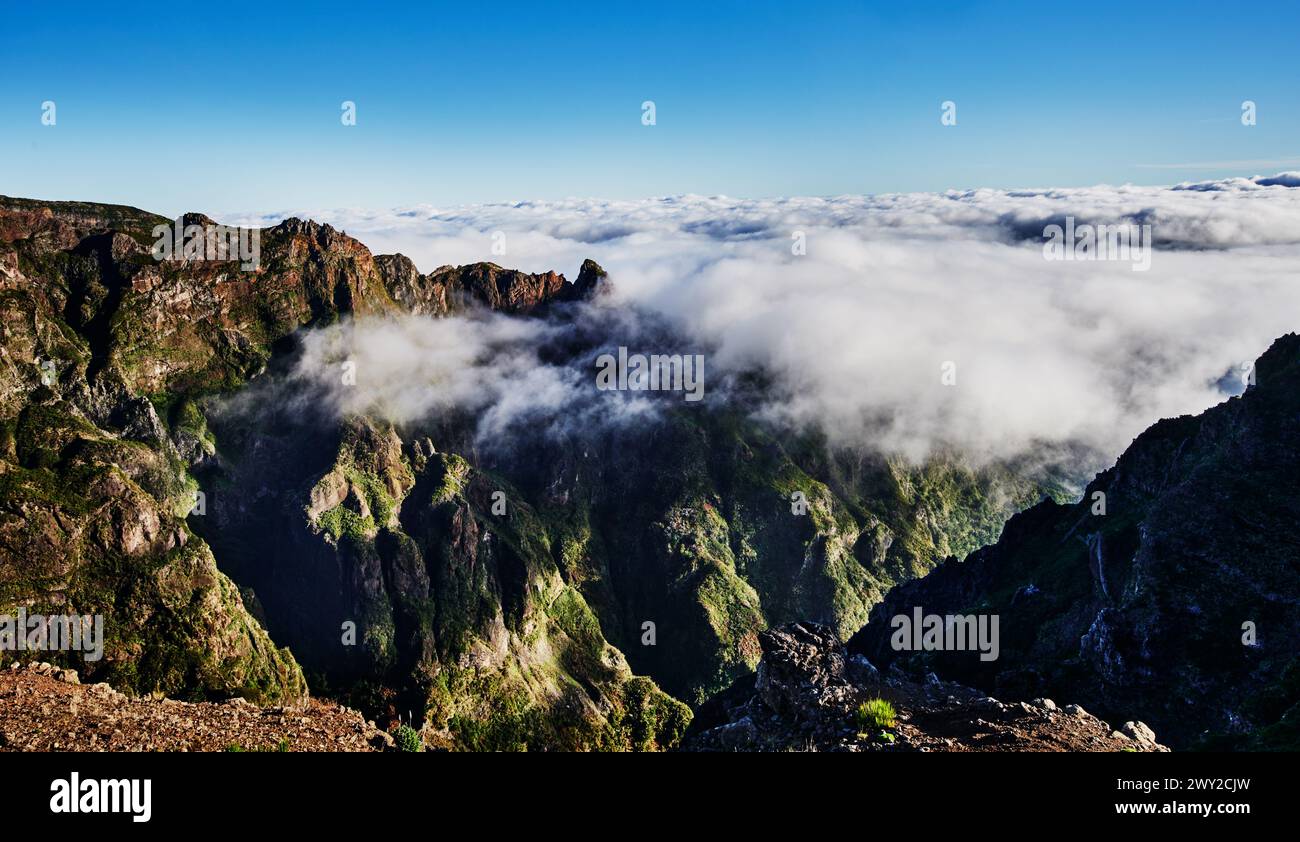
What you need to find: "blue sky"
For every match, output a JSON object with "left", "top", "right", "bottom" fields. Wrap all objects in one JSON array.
[{"left": 2, "top": 0, "right": 1298, "bottom": 216}]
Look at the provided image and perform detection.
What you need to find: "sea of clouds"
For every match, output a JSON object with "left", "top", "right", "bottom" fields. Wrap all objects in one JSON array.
[{"left": 228, "top": 173, "right": 1300, "bottom": 474}]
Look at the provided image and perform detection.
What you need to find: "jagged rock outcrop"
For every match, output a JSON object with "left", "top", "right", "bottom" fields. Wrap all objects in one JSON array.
[
  {"left": 753, "top": 622, "right": 850, "bottom": 719},
  {"left": 687, "top": 621, "right": 1167, "bottom": 751},
  {"left": 571, "top": 258, "right": 610, "bottom": 300},
  {"left": 849, "top": 334, "right": 1300, "bottom": 749},
  {"left": 376, "top": 257, "right": 598, "bottom": 316}
]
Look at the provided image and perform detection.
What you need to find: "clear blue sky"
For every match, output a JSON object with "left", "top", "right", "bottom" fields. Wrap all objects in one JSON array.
[{"left": 2, "top": 0, "right": 1298, "bottom": 216}]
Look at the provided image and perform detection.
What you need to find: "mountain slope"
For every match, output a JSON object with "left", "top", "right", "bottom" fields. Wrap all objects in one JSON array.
[
  {"left": 0, "top": 195, "right": 1053, "bottom": 748},
  {"left": 849, "top": 333, "right": 1300, "bottom": 749}
]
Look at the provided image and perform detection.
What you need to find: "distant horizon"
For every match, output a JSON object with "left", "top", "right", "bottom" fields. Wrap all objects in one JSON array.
[{"left": 9, "top": 166, "right": 1300, "bottom": 224}]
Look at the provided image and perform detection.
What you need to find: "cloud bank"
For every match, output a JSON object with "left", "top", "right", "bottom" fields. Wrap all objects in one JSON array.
[
  {"left": 285, "top": 311, "right": 664, "bottom": 445},
  {"left": 230, "top": 174, "right": 1300, "bottom": 473}
]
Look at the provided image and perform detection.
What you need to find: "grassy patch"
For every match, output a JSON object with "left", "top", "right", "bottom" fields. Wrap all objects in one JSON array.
[{"left": 855, "top": 698, "right": 897, "bottom": 731}]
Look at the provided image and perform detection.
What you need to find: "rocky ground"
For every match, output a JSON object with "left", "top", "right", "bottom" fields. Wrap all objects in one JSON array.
[
  {"left": 687, "top": 622, "right": 1168, "bottom": 752},
  {"left": 0, "top": 628, "right": 1171, "bottom": 753},
  {"left": 0, "top": 661, "right": 392, "bottom": 752}
]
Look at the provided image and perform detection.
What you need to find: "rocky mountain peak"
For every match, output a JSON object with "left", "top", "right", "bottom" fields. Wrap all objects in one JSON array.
[
  {"left": 573, "top": 258, "right": 611, "bottom": 299},
  {"left": 1254, "top": 331, "right": 1300, "bottom": 390},
  {"left": 377, "top": 255, "right": 609, "bottom": 316}
]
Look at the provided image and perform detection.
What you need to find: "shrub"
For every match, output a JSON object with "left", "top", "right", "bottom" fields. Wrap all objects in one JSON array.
[{"left": 393, "top": 724, "right": 423, "bottom": 753}]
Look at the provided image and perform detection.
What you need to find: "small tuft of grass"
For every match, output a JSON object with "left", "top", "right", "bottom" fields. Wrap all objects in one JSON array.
[{"left": 855, "top": 698, "right": 897, "bottom": 731}]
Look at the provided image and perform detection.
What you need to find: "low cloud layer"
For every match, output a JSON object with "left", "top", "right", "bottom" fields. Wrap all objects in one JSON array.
[
  {"left": 231, "top": 174, "right": 1300, "bottom": 473},
  {"left": 286, "top": 312, "right": 663, "bottom": 444}
]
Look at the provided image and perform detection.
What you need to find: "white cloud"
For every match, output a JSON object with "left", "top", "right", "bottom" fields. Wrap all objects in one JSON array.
[
  {"left": 227, "top": 175, "right": 1300, "bottom": 473},
  {"left": 279, "top": 311, "right": 660, "bottom": 446}
]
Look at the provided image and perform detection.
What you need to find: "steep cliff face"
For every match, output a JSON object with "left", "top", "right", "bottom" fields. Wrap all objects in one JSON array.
[
  {"left": 0, "top": 199, "right": 311, "bottom": 704},
  {"left": 194, "top": 407, "right": 691, "bottom": 751},
  {"left": 0, "top": 389, "right": 306, "bottom": 704},
  {"left": 849, "top": 334, "right": 1300, "bottom": 749}
]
